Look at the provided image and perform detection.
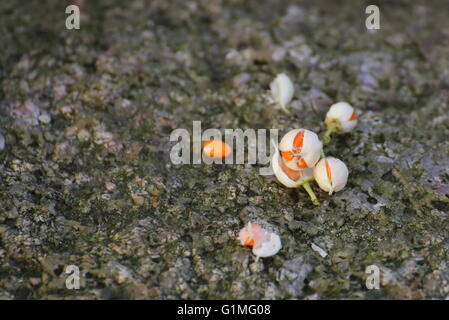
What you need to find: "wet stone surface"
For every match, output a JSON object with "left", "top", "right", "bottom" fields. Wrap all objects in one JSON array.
[{"left": 0, "top": 0, "right": 448, "bottom": 299}]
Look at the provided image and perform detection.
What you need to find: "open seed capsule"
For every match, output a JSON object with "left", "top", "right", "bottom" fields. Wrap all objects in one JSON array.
[
  {"left": 238, "top": 223, "right": 282, "bottom": 259},
  {"left": 279, "top": 129, "right": 322, "bottom": 170},
  {"left": 272, "top": 149, "right": 313, "bottom": 188},
  {"left": 271, "top": 146, "right": 319, "bottom": 205}
]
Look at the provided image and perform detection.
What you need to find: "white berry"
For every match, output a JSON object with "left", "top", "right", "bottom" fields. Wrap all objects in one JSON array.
[
  {"left": 325, "top": 102, "right": 357, "bottom": 133},
  {"left": 313, "top": 157, "right": 349, "bottom": 195},
  {"left": 270, "top": 73, "right": 294, "bottom": 111}
]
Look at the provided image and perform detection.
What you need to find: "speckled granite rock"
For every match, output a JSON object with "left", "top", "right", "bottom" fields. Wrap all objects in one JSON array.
[{"left": 0, "top": 0, "right": 448, "bottom": 299}]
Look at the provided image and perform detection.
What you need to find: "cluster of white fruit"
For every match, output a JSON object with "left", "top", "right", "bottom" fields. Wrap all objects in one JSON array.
[
  {"left": 270, "top": 74, "right": 358, "bottom": 205},
  {"left": 237, "top": 75, "right": 358, "bottom": 260}
]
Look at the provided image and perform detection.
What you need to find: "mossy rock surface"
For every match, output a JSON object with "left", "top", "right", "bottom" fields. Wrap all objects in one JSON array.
[{"left": 0, "top": 0, "right": 448, "bottom": 299}]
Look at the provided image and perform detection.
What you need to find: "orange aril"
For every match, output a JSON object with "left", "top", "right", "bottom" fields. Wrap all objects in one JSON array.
[
  {"left": 297, "top": 157, "right": 308, "bottom": 169},
  {"left": 325, "top": 159, "right": 332, "bottom": 181},
  {"left": 279, "top": 155, "right": 301, "bottom": 181},
  {"left": 293, "top": 130, "right": 304, "bottom": 151},
  {"left": 244, "top": 238, "right": 254, "bottom": 247},
  {"left": 281, "top": 151, "right": 294, "bottom": 161},
  {"left": 203, "top": 139, "right": 231, "bottom": 159},
  {"left": 349, "top": 112, "right": 357, "bottom": 121}
]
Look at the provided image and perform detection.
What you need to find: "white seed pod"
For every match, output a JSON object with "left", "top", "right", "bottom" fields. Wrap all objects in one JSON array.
[
  {"left": 325, "top": 102, "right": 357, "bottom": 133},
  {"left": 313, "top": 157, "right": 348, "bottom": 195},
  {"left": 252, "top": 232, "right": 282, "bottom": 258},
  {"left": 279, "top": 129, "right": 322, "bottom": 170},
  {"left": 270, "top": 73, "right": 294, "bottom": 109},
  {"left": 272, "top": 148, "right": 313, "bottom": 188}
]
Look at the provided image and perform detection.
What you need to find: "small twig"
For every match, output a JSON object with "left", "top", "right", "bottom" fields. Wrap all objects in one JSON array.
[{"left": 300, "top": 179, "right": 319, "bottom": 206}]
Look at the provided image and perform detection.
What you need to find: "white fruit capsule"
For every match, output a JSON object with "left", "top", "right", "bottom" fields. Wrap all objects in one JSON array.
[
  {"left": 279, "top": 129, "right": 322, "bottom": 170},
  {"left": 272, "top": 149, "right": 313, "bottom": 188},
  {"left": 325, "top": 102, "right": 357, "bottom": 133},
  {"left": 270, "top": 73, "right": 294, "bottom": 110},
  {"left": 313, "top": 157, "right": 348, "bottom": 195},
  {"left": 271, "top": 138, "right": 320, "bottom": 206},
  {"left": 252, "top": 232, "right": 282, "bottom": 258}
]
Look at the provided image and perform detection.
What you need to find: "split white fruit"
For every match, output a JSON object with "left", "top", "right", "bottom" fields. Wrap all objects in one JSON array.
[
  {"left": 238, "top": 223, "right": 282, "bottom": 259},
  {"left": 270, "top": 73, "right": 294, "bottom": 110},
  {"left": 272, "top": 146, "right": 313, "bottom": 188},
  {"left": 271, "top": 131, "right": 320, "bottom": 205},
  {"left": 278, "top": 129, "right": 322, "bottom": 170},
  {"left": 252, "top": 232, "right": 282, "bottom": 258},
  {"left": 313, "top": 157, "right": 349, "bottom": 195}
]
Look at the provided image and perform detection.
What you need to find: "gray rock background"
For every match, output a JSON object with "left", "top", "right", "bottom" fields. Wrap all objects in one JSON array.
[{"left": 0, "top": 0, "right": 448, "bottom": 299}]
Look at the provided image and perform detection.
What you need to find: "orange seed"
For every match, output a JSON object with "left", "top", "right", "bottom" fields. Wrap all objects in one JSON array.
[
  {"left": 325, "top": 159, "right": 332, "bottom": 182},
  {"left": 203, "top": 139, "right": 231, "bottom": 159},
  {"left": 281, "top": 151, "right": 294, "bottom": 161},
  {"left": 297, "top": 157, "right": 308, "bottom": 169},
  {"left": 293, "top": 130, "right": 304, "bottom": 151},
  {"left": 349, "top": 112, "right": 357, "bottom": 121},
  {"left": 279, "top": 155, "right": 301, "bottom": 181},
  {"left": 244, "top": 238, "right": 255, "bottom": 247}
]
